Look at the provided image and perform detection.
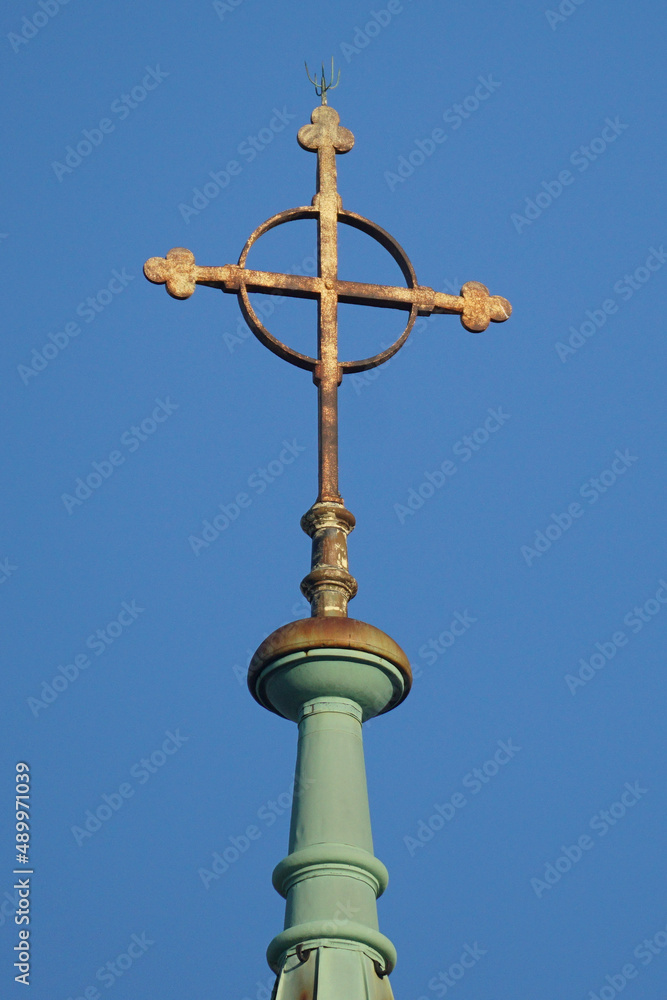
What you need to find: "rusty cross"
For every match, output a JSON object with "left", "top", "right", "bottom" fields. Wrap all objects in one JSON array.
[{"left": 144, "top": 102, "right": 511, "bottom": 617}]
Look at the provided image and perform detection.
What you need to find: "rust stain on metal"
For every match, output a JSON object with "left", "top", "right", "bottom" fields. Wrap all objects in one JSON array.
[
  {"left": 144, "top": 103, "right": 512, "bottom": 619},
  {"left": 300, "top": 502, "right": 357, "bottom": 617},
  {"left": 248, "top": 615, "right": 412, "bottom": 715}
]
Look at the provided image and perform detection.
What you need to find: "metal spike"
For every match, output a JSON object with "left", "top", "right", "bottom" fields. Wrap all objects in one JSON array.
[{"left": 304, "top": 58, "right": 340, "bottom": 105}]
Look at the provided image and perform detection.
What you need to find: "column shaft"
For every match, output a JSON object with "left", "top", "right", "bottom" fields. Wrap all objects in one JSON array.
[{"left": 268, "top": 697, "right": 394, "bottom": 972}]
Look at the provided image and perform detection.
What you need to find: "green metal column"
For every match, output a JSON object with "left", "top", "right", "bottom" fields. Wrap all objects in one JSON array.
[
  {"left": 270, "top": 695, "right": 394, "bottom": 971},
  {"left": 248, "top": 620, "right": 412, "bottom": 998}
]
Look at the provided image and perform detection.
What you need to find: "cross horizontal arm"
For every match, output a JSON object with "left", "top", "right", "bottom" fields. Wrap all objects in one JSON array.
[
  {"left": 144, "top": 248, "right": 511, "bottom": 332},
  {"left": 335, "top": 279, "right": 511, "bottom": 330},
  {"left": 143, "top": 249, "right": 323, "bottom": 301}
]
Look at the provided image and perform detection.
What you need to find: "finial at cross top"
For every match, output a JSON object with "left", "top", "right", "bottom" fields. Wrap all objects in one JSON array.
[
  {"left": 144, "top": 100, "right": 512, "bottom": 618},
  {"left": 305, "top": 57, "right": 341, "bottom": 105}
]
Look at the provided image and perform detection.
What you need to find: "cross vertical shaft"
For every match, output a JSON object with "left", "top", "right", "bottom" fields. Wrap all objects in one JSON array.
[
  {"left": 316, "top": 141, "right": 341, "bottom": 504},
  {"left": 297, "top": 104, "right": 354, "bottom": 508},
  {"left": 296, "top": 105, "right": 357, "bottom": 618}
]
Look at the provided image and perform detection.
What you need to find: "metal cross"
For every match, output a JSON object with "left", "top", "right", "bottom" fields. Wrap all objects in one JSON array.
[{"left": 144, "top": 102, "right": 512, "bottom": 616}]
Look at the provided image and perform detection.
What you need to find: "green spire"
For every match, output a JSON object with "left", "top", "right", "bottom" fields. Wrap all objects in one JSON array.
[{"left": 249, "top": 621, "right": 411, "bottom": 996}]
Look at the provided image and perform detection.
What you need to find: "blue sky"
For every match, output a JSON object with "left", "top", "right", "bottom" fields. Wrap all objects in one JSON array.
[{"left": 2, "top": 1, "right": 666, "bottom": 998}]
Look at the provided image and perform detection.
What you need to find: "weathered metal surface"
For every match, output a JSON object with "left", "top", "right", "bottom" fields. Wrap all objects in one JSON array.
[
  {"left": 144, "top": 248, "right": 510, "bottom": 337},
  {"left": 274, "top": 944, "right": 396, "bottom": 1000},
  {"left": 248, "top": 615, "right": 412, "bottom": 710},
  {"left": 144, "top": 102, "right": 512, "bottom": 618},
  {"left": 299, "top": 502, "right": 357, "bottom": 617}
]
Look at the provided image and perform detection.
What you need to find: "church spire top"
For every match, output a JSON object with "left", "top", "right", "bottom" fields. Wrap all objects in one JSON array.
[{"left": 143, "top": 95, "right": 512, "bottom": 998}]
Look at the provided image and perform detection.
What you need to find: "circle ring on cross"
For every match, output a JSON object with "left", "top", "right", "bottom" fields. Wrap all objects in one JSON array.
[{"left": 237, "top": 206, "right": 419, "bottom": 374}]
